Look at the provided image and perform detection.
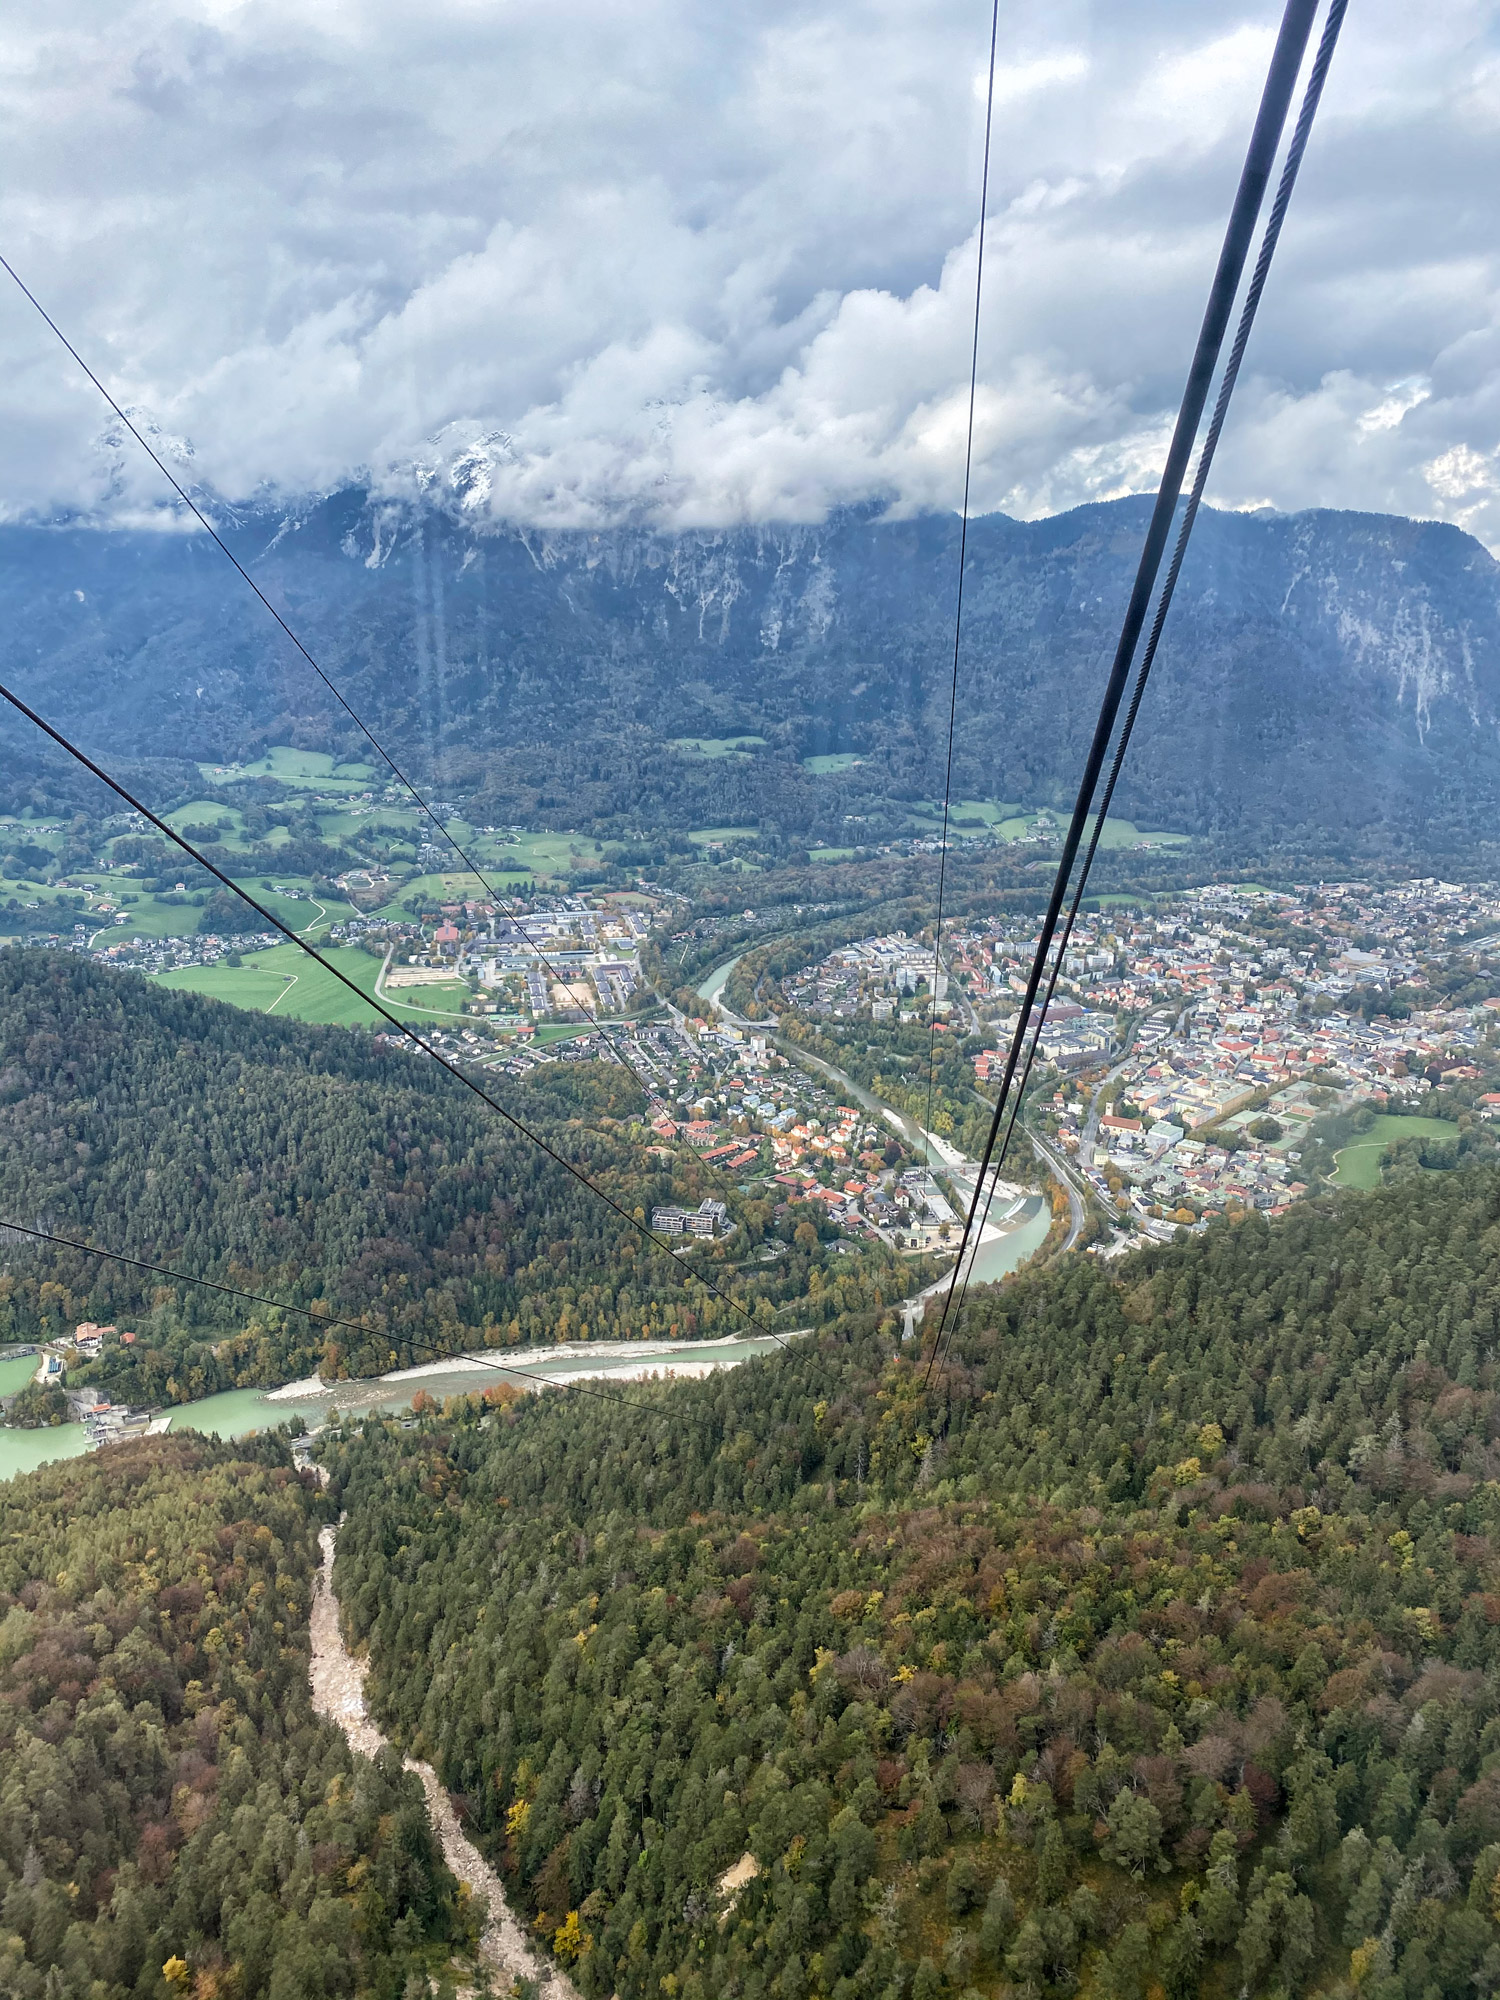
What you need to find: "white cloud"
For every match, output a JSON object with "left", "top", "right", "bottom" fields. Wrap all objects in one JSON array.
[{"left": 0, "top": 0, "right": 1497, "bottom": 542}]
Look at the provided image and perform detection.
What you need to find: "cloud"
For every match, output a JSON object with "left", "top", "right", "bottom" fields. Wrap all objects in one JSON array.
[{"left": 0, "top": 0, "right": 1497, "bottom": 542}]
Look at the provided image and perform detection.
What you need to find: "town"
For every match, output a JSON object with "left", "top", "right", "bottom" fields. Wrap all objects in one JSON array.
[{"left": 774, "top": 876, "right": 1500, "bottom": 1237}]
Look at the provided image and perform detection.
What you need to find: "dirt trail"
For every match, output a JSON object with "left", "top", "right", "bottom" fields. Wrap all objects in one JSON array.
[{"left": 310, "top": 1521, "right": 578, "bottom": 1998}]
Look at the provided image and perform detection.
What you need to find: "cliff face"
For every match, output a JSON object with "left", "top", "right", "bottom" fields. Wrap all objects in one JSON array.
[{"left": 3, "top": 491, "right": 1498, "bottom": 843}]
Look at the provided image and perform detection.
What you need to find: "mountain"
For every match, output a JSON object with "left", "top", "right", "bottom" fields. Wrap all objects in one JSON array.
[{"left": 3, "top": 492, "right": 1499, "bottom": 851}]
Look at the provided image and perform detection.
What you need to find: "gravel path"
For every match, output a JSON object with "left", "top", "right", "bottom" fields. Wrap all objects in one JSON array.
[{"left": 310, "top": 1522, "right": 578, "bottom": 1998}]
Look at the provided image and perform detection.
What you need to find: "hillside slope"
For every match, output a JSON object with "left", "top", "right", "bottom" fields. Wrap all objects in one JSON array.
[
  {"left": 2, "top": 496, "right": 1497, "bottom": 849},
  {"left": 0, "top": 949, "right": 859, "bottom": 1403},
  {"left": 0, "top": 1433, "right": 466, "bottom": 1999},
  {"left": 327, "top": 1164, "right": 1500, "bottom": 1999}
]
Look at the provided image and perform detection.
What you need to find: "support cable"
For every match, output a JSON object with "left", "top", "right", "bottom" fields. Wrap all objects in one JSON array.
[
  {"left": 922, "top": 0, "right": 1322, "bottom": 1387},
  {"left": 0, "top": 672, "right": 779, "bottom": 1337},
  {"left": 0, "top": 1216, "right": 761, "bottom": 1442},
  {"left": 962, "top": 0, "right": 1349, "bottom": 1315},
  {"left": 922, "top": 0, "right": 1002, "bottom": 1157},
  {"left": 0, "top": 250, "right": 665, "bottom": 1110}
]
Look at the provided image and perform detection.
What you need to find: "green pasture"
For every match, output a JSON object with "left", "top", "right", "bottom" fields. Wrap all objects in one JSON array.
[
  {"left": 165, "top": 800, "right": 242, "bottom": 832},
  {"left": 669, "top": 736, "right": 766, "bottom": 759},
  {"left": 1084, "top": 814, "right": 1190, "bottom": 851},
  {"left": 372, "top": 869, "right": 532, "bottom": 919},
  {"left": 801, "top": 753, "right": 863, "bottom": 774},
  {"left": 810, "top": 847, "right": 856, "bottom": 863},
  {"left": 84, "top": 896, "right": 202, "bottom": 943},
  {"left": 155, "top": 960, "right": 291, "bottom": 1010},
  {"left": 157, "top": 944, "right": 388, "bottom": 1025},
  {"left": 1333, "top": 1114, "right": 1460, "bottom": 1190},
  {"left": 903, "top": 799, "right": 1186, "bottom": 850},
  {"left": 200, "top": 746, "right": 378, "bottom": 793},
  {"left": 160, "top": 942, "right": 492, "bottom": 1027},
  {"left": 688, "top": 827, "right": 757, "bottom": 845}
]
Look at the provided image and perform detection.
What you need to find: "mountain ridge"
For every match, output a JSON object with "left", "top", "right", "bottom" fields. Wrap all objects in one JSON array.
[{"left": 3, "top": 492, "right": 1498, "bottom": 850}]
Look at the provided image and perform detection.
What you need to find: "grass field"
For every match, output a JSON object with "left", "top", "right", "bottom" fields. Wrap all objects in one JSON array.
[
  {"left": 157, "top": 943, "right": 489, "bottom": 1027},
  {"left": 906, "top": 799, "right": 1187, "bottom": 850},
  {"left": 1333, "top": 1114, "right": 1459, "bottom": 1189},
  {"left": 801, "top": 752, "right": 863, "bottom": 774},
  {"left": 371, "top": 867, "right": 535, "bottom": 919},
  {"left": 688, "top": 827, "right": 757, "bottom": 845},
  {"left": 810, "top": 846, "right": 856, "bottom": 862},
  {"left": 156, "top": 945, "right": 387, "bottom": 1023},
  {"left": 198, "top": 746, "right": 378, "bottom": 793},
  {"left": 669, "top": 736, "right": 766, "bottom": 759},
  {"left": 1085, "top": 815, "right": 1190, "bottom": 851}
]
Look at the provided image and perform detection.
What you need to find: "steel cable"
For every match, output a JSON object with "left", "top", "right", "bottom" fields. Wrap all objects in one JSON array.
[
  {"left": 960, "top": 0, "right": 1350, "bottom": 1327},
  {"left": 922, "top": 0, "right": 1324, "bottom": 1386},
  {"left": 0, "top": 673, "right": 785, "bottom": 1338},
  {"left": 922, "top": 0, "right": 1001, "bottom": 1159}
]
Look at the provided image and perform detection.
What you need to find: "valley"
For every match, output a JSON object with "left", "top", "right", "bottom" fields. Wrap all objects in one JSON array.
[{"left": 7, "top": 502, "right": 1500, "bottom": 2000}]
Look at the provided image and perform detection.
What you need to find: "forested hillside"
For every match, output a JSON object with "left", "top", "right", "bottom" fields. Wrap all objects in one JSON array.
[
  {"left": 2, "top": 494, "right": 1498, "bottom": 852},
  {"left": 326, "top": 1164, "right": 1500, "bottom": 2000},
  {"left": 0, "top": 949, "right": 889, "bottom": 1403},
  {"left": 0, "top": 1434, "right": 467, "bottom": 1998}
]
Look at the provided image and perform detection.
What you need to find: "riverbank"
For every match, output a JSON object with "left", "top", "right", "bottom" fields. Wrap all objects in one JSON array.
[
  {"left": 0, "top": 1331, "right": 796, "bottom": 1484},
  {"left": 310, "top": 1521, "right": 578, "bottom": 1999}
]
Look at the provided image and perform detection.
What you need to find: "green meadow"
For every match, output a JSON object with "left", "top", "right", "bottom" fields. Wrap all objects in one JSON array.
[
  {"left": 1332, "top": 1114, "right": 1460, "bottom": 1190},
  {"left": 198, "top": 746, "right": 377, "bottom": 790},
  {"left": 669, "top": 736, "right": 766, "bottom": 759}
]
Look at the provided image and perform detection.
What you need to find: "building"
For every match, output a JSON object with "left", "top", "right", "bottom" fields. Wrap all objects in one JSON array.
[{"left": 651, "top": 1198, "right": 731, "bottom": 1240}]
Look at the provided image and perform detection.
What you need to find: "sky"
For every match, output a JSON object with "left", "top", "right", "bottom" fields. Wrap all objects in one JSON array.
[{"left": 1, "top": 0, "right": 1498, "bottom": 544}]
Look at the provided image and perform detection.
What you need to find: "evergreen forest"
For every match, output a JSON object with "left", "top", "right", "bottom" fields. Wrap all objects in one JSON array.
[
  {"left": 321, "top": 1162, "right": 1500, "bottom": 2000},
  {"left": 0, "top": 949, "right": 899, "bottom": 1405},
  {"left": 0, "top": 1434, "right": 468, "bottom": 1998}
]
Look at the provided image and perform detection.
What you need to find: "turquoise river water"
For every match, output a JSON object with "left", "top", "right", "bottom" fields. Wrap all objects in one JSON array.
[{"left": 0, "top": 1335, "right": 791, "bottom": 1485}]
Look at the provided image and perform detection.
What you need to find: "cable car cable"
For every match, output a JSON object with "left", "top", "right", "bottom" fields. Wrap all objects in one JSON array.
[
  {"left": 937, "top": 0, "right": 1349, "bottom": 1357},
  {"left": 921, "top": 0, "right": 1323, "bottom": 1386},
  {"left": 923, "top": 0, "right": 1001, "bottom": 1157}
]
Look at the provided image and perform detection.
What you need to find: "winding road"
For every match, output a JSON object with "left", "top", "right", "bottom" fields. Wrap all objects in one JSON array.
[{"left": 695, "top": 951, "right": 1081, "bottom": 1271}]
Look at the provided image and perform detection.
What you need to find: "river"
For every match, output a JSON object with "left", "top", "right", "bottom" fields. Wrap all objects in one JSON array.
[
  {"left": 694, "top": 949, "right": 1053, "bottom": 1287},
  {"left": 0, "top": 1333, "right": 790, "bottom": 1485},
  {"left": 696, "top": 952, "right": 745, "bottom": 1007}
]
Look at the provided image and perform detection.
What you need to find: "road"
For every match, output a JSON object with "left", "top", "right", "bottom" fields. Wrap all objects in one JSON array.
[
  {"left": 1029, "top": 1127, "right": 1086, "bottom": 1253},
  {"left": 698, "top": 949, "right": 1075, "bottom": 1276},
  {"left": 1079, "top": 1018, "right": 1145, "bottom": 1153}
]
